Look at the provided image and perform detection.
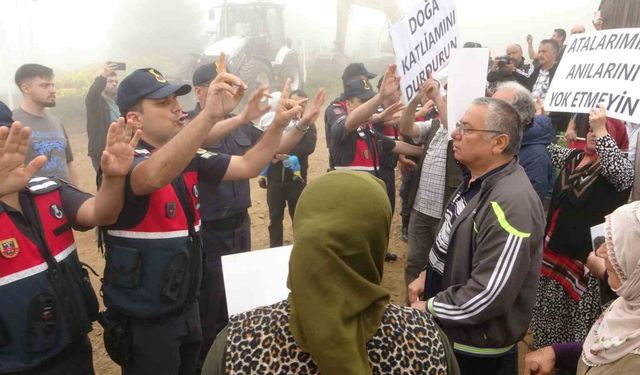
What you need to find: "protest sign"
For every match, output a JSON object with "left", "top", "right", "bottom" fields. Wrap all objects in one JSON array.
[
  {"left": 447, "top": 48, "right": 490, "bottom": 137},
  {"left": 544, "top": 28, "right": 640, "bottom": 123},
  {"left": 390, "top": 0, "right": 458, "bottom": 103},
  {"left": 222, "top": 245, "right": 292, "bottom": 316}
]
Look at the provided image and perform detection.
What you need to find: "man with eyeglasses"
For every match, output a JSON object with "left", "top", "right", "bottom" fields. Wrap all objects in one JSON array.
[{"left": 408, "top": 98, "right": 545, "bottom": 375}]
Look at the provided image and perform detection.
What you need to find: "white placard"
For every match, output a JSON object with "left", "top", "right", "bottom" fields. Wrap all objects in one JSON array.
[
  {"left": 390, "top": 0, "right": 458, "bottom": 104},
  {"left": 544, "top": 28, "right": 640, "bottom": 123},
  {"left": 222, "top": 245, "right": 292, "bottom": 316},
  {"left": 446, "top": 48, "right": 490, "bottom": 137}
]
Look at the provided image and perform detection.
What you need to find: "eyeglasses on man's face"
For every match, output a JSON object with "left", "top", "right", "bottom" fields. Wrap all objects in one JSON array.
[{"left": 455, "top": 121, "right": 504, "bottom": 136}]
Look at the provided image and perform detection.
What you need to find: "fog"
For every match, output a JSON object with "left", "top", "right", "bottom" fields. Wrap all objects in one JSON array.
[{"left": 1, "top": 0, "right": 601, "bottom": 104}]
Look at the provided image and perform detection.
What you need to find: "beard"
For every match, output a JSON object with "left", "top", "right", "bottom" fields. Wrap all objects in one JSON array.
[{"left": 36, "top": 97, "right": 56, "bottom": 108}]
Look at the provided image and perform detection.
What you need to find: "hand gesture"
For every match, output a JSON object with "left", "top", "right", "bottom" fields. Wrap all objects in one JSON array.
[
  {"left": 398, "top": 155, "right": 417, "bottom": 173},
  {"left": 415, "top": 100, "right": 435, "bottom": 118},
  {"left": 272, "top": 79, "right": 306, "bottom": 128},
  {"left": 300, "top": 88, "right": 327, "bottom": 125},
  {"left": 100, "top": 118, "right": 142, "bottom": 178},
  {"left": 535, "top": 98, "right": 545, "bottom": 116},
  {"left": 523, "top": 346, "right": 556, "bottom": 375},
  {"left": 418, "top": 71, "right": 441, "bottom": 102},
  {"left": 102, "top": 62, "right": 118, "bottom": 78},
  {"left": 239, "top": 85, "right": 272, "bottom": 123},
  {"left": 204, "top": 53, "right": 248, "bottom": 119},
  {"left": 407, "top": 271, "right": 426, "bottom": 305},
  {"left": 378, "top": 101, "right": 405, "bottom": 126},
  {"left": 0, "top": 122, "right": 47, "bottom": 196},
  {"left": 564, "top": 128, "right": 577, "bottom": 143},
  {"left": 380, "top": 64, "right": 401, "bottom": 100},
  {"left": 526, "top": 34, "right": 533, "bottom": 45},
  {"left": 589, "top": 103, "right": 608, "bottom": 136}
]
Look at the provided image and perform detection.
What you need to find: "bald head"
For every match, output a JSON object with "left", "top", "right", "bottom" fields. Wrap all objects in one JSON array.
[
  {"left": 570, "top": 25, "right": 586, "bottom": 35},
  {"left": 506, "top": 44, "right": 523, "bottom": 65}
]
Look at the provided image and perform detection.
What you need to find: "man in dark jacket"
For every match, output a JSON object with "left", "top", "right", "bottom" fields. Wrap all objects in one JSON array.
[
  {"left": 262, "top": 89, "right": 318, "bottom": 247},
  {"left": 85, "top": 62, "right": 120, "bottom": 172},
  {"left": 487, "top": 44, "right": 534, "bottom": 87}
]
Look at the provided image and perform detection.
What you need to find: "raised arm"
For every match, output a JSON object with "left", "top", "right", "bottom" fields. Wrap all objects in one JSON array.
[
  {"left": 0, "top": 122, "right": 48, "bottom": 198},
  {"left": 76, "top": 118, "right": 141, "bottom": 226},
  {"left": 223, "top": 79, "right": 305, "bottom": 181},
  {"left": 130, "top": 55, "right": 246, "bottom": 196},
  {"left": 276, "top": 89, "right": 325, "bottom": 154},
  {"left": 344, "top": 64, "right": 400, "bottom": 133}
]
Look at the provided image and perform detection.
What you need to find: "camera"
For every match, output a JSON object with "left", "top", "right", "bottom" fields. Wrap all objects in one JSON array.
[{"left": 495, "top": 56, "right": 511, "bottom": 68}]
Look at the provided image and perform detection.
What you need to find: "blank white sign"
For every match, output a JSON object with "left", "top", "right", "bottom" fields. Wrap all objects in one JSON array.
[{"left": 221, "top": 245, "right": 293, "bottom": 316}]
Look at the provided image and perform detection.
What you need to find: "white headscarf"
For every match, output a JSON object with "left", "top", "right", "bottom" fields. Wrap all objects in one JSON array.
[{"left": 582, "top": 201, "right": 640, "bottom": 366}]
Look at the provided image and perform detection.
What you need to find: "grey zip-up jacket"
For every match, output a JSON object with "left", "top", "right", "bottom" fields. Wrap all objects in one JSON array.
[{"left": 426, "top": 158, "right": 544, "bottom": 355}]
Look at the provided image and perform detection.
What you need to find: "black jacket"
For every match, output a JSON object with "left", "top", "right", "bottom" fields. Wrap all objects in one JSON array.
[
  {"left": 267, "top": 124, "right": 317, "bottom": 182},
  {"left": 85, "top": 76, "right": 111, "bottom": 160},
  {"left": 487, "top": 58, "right": 534, "bottom": 86},
  {"left": 524, "top": 62, "right": 559, "bottom": 92}
]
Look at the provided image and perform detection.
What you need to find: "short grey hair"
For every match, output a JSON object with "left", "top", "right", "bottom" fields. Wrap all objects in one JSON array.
[
  {"left": 471, "top": 97, "right": 523, "bottom": 156},
  {"left": 496, "top": 81, "right": 536, "bottom": 126}
]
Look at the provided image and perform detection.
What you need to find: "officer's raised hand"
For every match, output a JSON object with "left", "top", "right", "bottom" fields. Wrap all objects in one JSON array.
[
  {"left": 379, "top": 64, "right": 401, "bottom": 100},
  {"left": 272, "top": 79, "right": 305, "bottom": 128},
  {"left": 203, "top": 53, "right": 248, "bottom": 120},
  {"left": 0, "top": 122, "right": 47, "bottom": 196},
  {"left": 100, "top": 117, "right": 142, "bottom": 178},
  {"left": 238, "top": 85, "right": 272, "bottom": 124}
]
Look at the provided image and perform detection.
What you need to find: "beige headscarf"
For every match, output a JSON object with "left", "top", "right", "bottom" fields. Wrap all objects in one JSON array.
[
  {"left": 583, "top": 201, "right": 640, "bottom": 366},
  {"left": 287, "top": 171, "right": 391, "bottom": 375}
]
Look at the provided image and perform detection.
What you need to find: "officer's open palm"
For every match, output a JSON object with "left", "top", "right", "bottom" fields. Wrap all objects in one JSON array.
[
  {"left": 0, "top": 122, "right": 47, "bottom": 196},
  {"left": 240, "top": 85, "right": 272, "bottom": 123},
  {"left": 273, "top": 79, "right": 305, "bottom": 128},
  {"left": 100, "top": 117, "right": 142, "bottom": 178},
  {"left": 380, "top": 64, "right": 401, "bottom": 99}
]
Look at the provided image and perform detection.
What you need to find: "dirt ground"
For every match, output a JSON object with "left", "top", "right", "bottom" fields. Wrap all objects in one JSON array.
[{"left": 68, "top": 115, "right": 411, "bottom": 374}]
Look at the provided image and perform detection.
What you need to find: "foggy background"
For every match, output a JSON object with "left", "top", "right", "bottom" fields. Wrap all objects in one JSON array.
[{"left": 1, "top": 0, "right": 601, "bottom": 108}]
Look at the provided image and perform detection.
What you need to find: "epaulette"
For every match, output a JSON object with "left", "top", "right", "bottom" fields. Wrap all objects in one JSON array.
[
  {"left": 196, "top": 148, "right": 218, "bottom": 159},
  {"left": 27, "top": 177, "right": 60, "bottom": 194}
]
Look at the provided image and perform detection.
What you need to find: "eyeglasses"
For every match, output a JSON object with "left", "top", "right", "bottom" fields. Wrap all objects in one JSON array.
[{"left": 455, "top": 122, "right": 505, "bottom": 136}]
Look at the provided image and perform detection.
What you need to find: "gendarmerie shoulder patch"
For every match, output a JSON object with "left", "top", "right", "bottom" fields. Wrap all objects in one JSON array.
[
  {"left": 27, "top": 177, "right": 60, "bottom": 194},
  {"left": 196, "top": 148, "right": 218, "bottom": 159}
]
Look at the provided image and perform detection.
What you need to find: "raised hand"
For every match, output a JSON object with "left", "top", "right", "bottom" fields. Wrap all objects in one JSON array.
[
  {"left": 299, "top": 88, "right": 327, "bottom": 125},
  {"left": 102, "top": 62, "right": 118, "bottom": 78},
  {"left": 380, "top": 64, "right": 401, "bottom": 100},
  {"left": 239, "top": 85, "right": 272, "bottom": 123},
  {"left": 376, "top": 101, "right": 405, "bottom": 126},
  {"left": 0, "top": 122, "right": 47, "bottom": 196},
  {"left": 526, "top": 34, "right": 533, "bottom": 45},
  {"left": 204, "top": 53, "right": 248, "bottom": 119},
  {"left": 100, "top": 117, "right": 142, "bottom": 178},
  {"left": 419, "top": 70, "right": 441, "bottom": 102},
  {"left": 272, "top": 79, "right": 306, "bottom": 128},
  {"left": 589, "top": 103, "right": 608, "bottom": 137}
]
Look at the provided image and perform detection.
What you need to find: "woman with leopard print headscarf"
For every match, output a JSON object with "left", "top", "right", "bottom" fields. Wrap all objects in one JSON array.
[
  {"left": 202, "top": 171, "right": 459, "bottom": 375},
  {"left": 530, "top": 104, "right": 634, "bottom": 354}
]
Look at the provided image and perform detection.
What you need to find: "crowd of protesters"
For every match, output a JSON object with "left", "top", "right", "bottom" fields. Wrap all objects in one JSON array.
[{"left": 1, "top": 2, "right": 640, "bottom": 375}]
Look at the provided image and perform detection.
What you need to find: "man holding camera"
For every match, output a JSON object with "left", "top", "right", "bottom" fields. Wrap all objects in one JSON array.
[
  {"left": 487, "top": 44, "right": 534, "bottom": 87},
  {"left": 86, "top": 62, "right": 122, "bottom": 173}
]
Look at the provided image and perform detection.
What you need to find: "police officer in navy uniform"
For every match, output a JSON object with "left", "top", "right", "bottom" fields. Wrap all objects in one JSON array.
[
  {"left": 0, "top": 113, "right": 141, "bottom": 374},
  {"left": 324, "top": 63, "right": 377, "bottom": 167},
  {"left": 188, "top": 63, "right": 325, "bottom": 365},
  {"left": 99, "top": 61, "right": 305, "bottom": 375}
]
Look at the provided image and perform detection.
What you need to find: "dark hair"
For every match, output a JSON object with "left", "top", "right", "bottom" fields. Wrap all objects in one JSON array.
[
  {"left": 593, "top": 236, "right": 606, "bottom": 249},
  {"left": 290, "top": 89, "right": 308, "bottom": 98},
  {"left": 540, "top": 39, "right": 560, "bottom": 53},
  {"left": 15, "top": 64, "right": 54, "bottom": 90},
  {"left": 553, "top": 28, "right": 567, "bottom": 42}
]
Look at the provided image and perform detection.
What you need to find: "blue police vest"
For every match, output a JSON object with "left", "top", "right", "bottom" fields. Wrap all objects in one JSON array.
[
  {"left": 102, "top": 152, "right": 203, "bottom": 319},
  {"left": 0, "top": 178, "right": 95, "bottom": 372}
]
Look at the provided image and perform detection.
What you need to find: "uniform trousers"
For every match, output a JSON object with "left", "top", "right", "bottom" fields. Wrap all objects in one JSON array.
[
  {"left": 267, "top": 180, "right": 304, "bottom": 247},
  {"left": 198, "top": 213, "right": 251, "bottom": 363}
]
